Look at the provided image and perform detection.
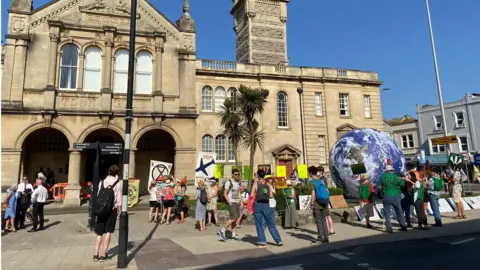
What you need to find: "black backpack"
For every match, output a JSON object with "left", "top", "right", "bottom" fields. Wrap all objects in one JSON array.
[
  {"left": 94, "top": 179, "right": 120, "bottom": 217},
  {"left": 200, "top": 189, "right": 208, "bottom": 205}
]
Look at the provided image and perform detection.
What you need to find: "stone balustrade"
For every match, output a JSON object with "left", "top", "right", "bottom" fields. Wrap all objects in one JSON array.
[{"left": 197, "top": 59, "right": 379, "bottom": 83}]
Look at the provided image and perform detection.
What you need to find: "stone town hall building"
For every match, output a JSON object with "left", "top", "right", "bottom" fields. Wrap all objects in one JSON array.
[{"left": 1, "top": 0, "right": 383, "bottom": 206}]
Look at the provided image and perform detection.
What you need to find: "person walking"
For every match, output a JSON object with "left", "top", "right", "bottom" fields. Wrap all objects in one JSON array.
[
  {"left": 3, "top": 184, "right": 18, "bottom": 233},
  {"left": 447, "top": 168, "right": 466, "bottom": 219},
  {"left": 93, "top": 165, "right": 121, "bottom": 262},
  {"left": 250, "top": 169, "right": 283, "bottom": 248},
  {"left": 284, "top": 180, "right": 298, "bottom": 229},
  {"left": 426, "top": 170, "right": 444, "bottom": 227},
  {"left": 28, "top": 179, "right": 49, "bottom": 232},
  {"left": 219, "top": 169, "right": 242, "bottom": 241},
  {"left": 359, "top": 174, "right": 375, "bottom": 229},
  {"left": 380, "top": 165, "right": 407, "bottom": 233},
  {"left": 309, "top": 166, "right": 329, "bottom": 244}
]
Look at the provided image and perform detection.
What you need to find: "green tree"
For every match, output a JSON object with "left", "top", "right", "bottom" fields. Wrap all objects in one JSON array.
[
  {"left": 218, "top": 98, "right": 242, "bottom": 170},
  {"left": 237, "top": 85, "right": 269, "bottom": 189}
]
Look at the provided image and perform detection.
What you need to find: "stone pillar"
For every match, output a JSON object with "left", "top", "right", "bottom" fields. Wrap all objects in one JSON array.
[
  {"left": 1, "top": 149, "right": 22, "bottom": 189},
  {"left": 10, "top": 36, "right": 29, "bottom": 103},
  {"left": 178, "top": 51, "right": 196, "bottom": 110},
  {"left": 46, "top": 21, "right": 62, "bottom": 89},
  {"left": 63, "top": 150, "right": 81, "bottom": 207},
  {"left": 178, "top": 53, "right": 188, "bottom": 109},
  {"left": 154, "top": 32, "right": 165, "bottom": 92},
  {"left": 129, "top": 149, "right": 136, "bottom": 178},
  {"left": 102, "top": 27, "right": 115, "bottom": 91},
  {"left": 77, "top": 53, "right": 85, "bottom": 91},
  {"left": 174, "top": 148, "right": 196, "bottom": 183}
]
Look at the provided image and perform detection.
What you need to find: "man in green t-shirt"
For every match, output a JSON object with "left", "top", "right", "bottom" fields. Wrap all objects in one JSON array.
[{"left": 380, "top": 165, "right": 407, "bottom": 233}]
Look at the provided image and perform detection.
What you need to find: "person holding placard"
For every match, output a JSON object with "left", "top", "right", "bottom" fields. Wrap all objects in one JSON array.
[
  {"left": 284, "top": 180, "right": 298, "bottom": 229},
  {"left": 407, "top": 172, "right": 428, "bottom": 230}
]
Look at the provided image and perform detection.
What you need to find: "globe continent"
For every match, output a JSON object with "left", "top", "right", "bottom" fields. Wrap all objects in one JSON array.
[{"left": 329, "top": 128, "right": 405, "bottom": 199}]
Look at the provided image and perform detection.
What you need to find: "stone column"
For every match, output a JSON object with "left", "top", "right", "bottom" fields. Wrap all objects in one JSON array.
[
  {"left": 174, "top": 148, "right": 196, "bottom": 183},
  {"left": 154, "top": 32, "right": 165, "bottom": 92},
  {"left": 102, "top": 28, "right": 115, "bottom": 91},
  {"left": 46, "top": 21, "right": 62, "bottom": 89},
  {"left": 129, "top": 149, "right": 136, "bottom": 178},
  {"left": 10, "top": 37, "right": 29, "bottom": 104},
  {"left": 178, "top": 53, "right": 188, "bottom": 108},
  {"left": 77, "top": 53, "right": 85, "bottom": 91},
  {"left": 63, "top": 150, "right": 82, "bottom": 207}
]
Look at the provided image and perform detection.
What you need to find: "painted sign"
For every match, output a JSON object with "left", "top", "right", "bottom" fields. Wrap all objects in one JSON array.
[
  {"left": 432, "top": 135, "right": 457, "bottom": 145},
  {"left": 276, "top": 166, "right": 286, "bottom": 178},
  {"left": 195, "top": 152, "right": 216, "bottom": 179},
  {"left": 127, "top": 178, "right": 140, "bottom": 207},
  {"left": 297, "top": 164, "right": 308, "bottom": 179},
  {"left": 299, "top": 195, "right": 311, "bottom": 210},
  {"left": 150, "top": 160, "right": 173, "bottom": 183}
]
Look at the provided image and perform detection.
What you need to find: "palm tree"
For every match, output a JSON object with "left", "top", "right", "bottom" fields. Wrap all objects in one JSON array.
[
  {"left": 237, "top": 85, "right": 269, "bottom": 189},
  {"left": 218, "top": 98, "right": 242, "bottom": 170}
]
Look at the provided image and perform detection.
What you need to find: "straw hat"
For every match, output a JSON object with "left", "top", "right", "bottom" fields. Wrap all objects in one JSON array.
[
  {"left": 385, "top": 165, "right": 394, "bottom": 172},
  {"left": 361, "top": 174, "right": 369, "bottom": 180}
]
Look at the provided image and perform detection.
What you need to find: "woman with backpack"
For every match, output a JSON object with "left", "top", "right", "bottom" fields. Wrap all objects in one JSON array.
[
  {"left": 196, "top": 179, "right": 207, "bottom": 231},
  {"left": 160, "top": 178, "right": 175, "bottom": 225}
]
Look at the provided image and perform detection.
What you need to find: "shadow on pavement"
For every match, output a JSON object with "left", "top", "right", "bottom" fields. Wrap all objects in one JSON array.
[
  {"left": 125, "top": 220, "right": 161, "bottom": 264},
  {"left": 193, "top": 218, "right": 480, "bottom": 270}
]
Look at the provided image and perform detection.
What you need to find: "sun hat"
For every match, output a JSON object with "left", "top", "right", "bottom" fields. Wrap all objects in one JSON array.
[
  {"left": 286, "top": 180, "right": 292, "bottom": 186},
  {"left": 361, "top": 174, "right": 369, "bottom": 180},
  {"left": 385, "top": 165, "right": 394, "bottom": 171}
]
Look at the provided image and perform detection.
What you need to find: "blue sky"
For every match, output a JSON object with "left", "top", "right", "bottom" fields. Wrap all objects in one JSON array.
[{"left": 2, "top": 0, "right": 479, "bottom": 119}]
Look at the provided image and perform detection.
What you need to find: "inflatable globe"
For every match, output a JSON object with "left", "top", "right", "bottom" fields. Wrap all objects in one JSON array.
[{"left": 329, "top": 128, "right": 405, "bottom": 199}]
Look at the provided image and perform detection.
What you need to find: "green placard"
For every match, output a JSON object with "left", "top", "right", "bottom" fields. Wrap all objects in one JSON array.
[
  {"left": 449, "top": 153, "right": 465, "bottom": 166},
  {"left": 243, "top": 165, "right": 250, "bottom": 180},
  {"left": 351, "top": 163, "right": 366, "bottom": 175}
]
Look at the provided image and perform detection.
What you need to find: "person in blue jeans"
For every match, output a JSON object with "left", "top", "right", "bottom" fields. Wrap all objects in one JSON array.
[
  {"left": 380, "top": 165, "right": 408, "bottom": 233},
  {"left": 250, "top": 169, "right": 283, "bottom": 248},
  {"left": 426, "top": 170, "right": 443, "bottom": 226}
]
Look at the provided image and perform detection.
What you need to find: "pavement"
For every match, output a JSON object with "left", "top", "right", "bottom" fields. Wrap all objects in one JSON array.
[{"left": 2, "top": 208, "right": 480, "bottom": 270}]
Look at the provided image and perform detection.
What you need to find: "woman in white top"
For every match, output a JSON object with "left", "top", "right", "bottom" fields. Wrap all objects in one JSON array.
[{"left": 148, "top": 180, "right": 160, "bottom": 223}]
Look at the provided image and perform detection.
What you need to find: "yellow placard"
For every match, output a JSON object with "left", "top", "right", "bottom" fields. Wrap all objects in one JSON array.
[
  {"left": 128, "top": 178, "right": 140, "bottom": 207},
  {"left": 432, "top": 135, "right": 457, "bottom": 145},
  {"left": 214, "top": 164, "right": 224, "bottom": 179},
  {"left": 275, "top": 177, "right": 287, "bottom": 189},
  {"left": 297, "top": 164, "right": 308, "bottom": 179},
  {"left": 276, "top": 166, "right": 286, "bottom": 178}
]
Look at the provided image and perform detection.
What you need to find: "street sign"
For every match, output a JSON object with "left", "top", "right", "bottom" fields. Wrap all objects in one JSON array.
[
  {"left": 449, "top": 153, "right": 465, "bottom": 166},
  {"left": 474, "top": 154, "right": 480, "bottom": 165},
  {"left": 432, "top": 135, "right": 457, "bottom": 145},
  {"left": 73, "top": 143, "right": 98, "bottom": 150},
  {"left": 100, "top": 143, "right": 123, "bottom": 155}
]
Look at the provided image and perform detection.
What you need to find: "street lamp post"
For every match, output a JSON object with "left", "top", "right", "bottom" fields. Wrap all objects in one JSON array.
[
  {"left": 297, "top": 88, "right": 306, "bottom": 164},
  {"left": 425, "top": 0, "right": 449, "bottom": 141},
  {"left": 117, "top": 0, "right": 138, "bottom": 267}
]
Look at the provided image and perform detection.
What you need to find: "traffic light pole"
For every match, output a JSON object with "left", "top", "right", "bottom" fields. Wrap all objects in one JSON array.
[{"left": 117, "top": 0, "right": 137, "bottom": 267}]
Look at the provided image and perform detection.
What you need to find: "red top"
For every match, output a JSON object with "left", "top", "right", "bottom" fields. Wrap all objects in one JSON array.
[{"left": 360, "top": 183, "right": 375, "bottom": 203}]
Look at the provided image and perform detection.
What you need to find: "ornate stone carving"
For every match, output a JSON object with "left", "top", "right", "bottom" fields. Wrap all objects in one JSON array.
[
  {"left": 80, "top": 0, "right": 131, "bottom": 16},
  {"left": 61, "top": 30, "right": 70, "bottom": 38},
  {"left": 153, "top": 116, "right": 165, "bottom": 128},
  {"left": 105, "top": 32, "right": 114, "bottom": 47},
  {"left": 115, "top": 35, "right": 123, "bottom": 43},
  {"left": 101, "top": 115, "right": 111, "bottom": 128},
  {"left": 183, "top": 35, "right": 194, "bottom": 51},
  {"left": 58, "top": 96, "right": 96, "bottom": 109},
  {"left": 42, "top": 113, "right": 54, "bottom": 127},
  {"left": 49, "top": 27, "right": 60, "bottom": 42},
  {"left": 11, "top": 17, "right": 26, "bottom": 33},
  {"left": 94, "top": 32, "right": 104, "bottom": 41}
]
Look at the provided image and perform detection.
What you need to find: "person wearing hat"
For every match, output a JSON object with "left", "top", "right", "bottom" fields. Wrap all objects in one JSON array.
[
  {"left": 284, "top": 180, "right": 298, "bottom": 229},
  {"left": 380, "top": 164, "right": 407, "bottom": 233},
  {"left": 148, "top": 180, "right": 161, "bottom": 223},
  {"left": 359, "top": 174, "right": 375, "bottom": 229}
]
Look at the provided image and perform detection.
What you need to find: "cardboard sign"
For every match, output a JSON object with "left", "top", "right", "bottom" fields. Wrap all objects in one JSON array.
[
  {"left": 297, "top": 164, "right": 308, "bottom": 179},
  {"left": 275, "top": 177, "right": 287, "bottom": 189},
  {"left": 127, "top": 178, "right": 140, "bottom": 207},
  {"left": 375, "top": 203, "right": 397, "bottom": 220},
  {"left": 354, "top": 205, "right": 381, "bottom": 222},
  {"left": 299, "top": 195, "right": 312, "bottom": 210},
  {"left": 195, "top": 152, "right": 216, "bottom": 179},
  {"left": 150, "top": 160, "right": 173, "bottom": 182},
  {"left": 276, "top": 166, "right": 286, "bottom": 178},
  {"left": 329, "top": 195, "right": 348, "bottom": 209}
]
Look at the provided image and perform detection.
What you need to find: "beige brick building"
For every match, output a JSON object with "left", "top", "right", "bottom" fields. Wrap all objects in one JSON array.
[{"left": 1, "top": 0, "right": 383, "bottom": 206}]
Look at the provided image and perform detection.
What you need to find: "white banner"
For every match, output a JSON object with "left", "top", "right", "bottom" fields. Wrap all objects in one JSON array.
[
  {"left": 150, "top": 160, "right": 173, "bottom": 183},
  {"left": 299, "top": 195, "right": 311, "bottom": 210},
  {"left": 464, "top": 196, "right": 480, "bottom": 210},
  {"left": 355, "top": 204, "right": 381, "bottom": 222},
  {"left": 195, "top": 152, "right": 216, "bottom": 180},
  {"left": 438, "top": 198, "right": 454, "bottom": 213}
]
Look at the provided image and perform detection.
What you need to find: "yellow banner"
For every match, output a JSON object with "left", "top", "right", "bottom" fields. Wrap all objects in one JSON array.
[
  {"left": 276, "top": 166, "right": 286, "bottom": 178},
  {"left": 128, "top": 178, "right": 140, "bottom": 207},
  {"left": 297, "top": 164, "right": 308, "bottom": 179}
]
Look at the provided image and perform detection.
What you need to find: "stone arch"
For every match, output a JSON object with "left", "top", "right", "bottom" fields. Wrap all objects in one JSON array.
[
  {"left": 77, "top": 123, "right": 126, "bottom": 143},
  {"left": 113, "top": 45, "right": 129, "bottom": 54},
  {"left": 81, "top": 42, "right": 105, "bottom": 55},
  {"left": 132, "top": 124, "right": 183, "bottom": 149},
  {"left": 57, "top": 40, "right": 83, "bottom": 54},
  {"left": 135, "top": 46, "right": 155, "bottom": 56},
  {"left": 15, "top": 121, "right": 75, "bottom": 149}
]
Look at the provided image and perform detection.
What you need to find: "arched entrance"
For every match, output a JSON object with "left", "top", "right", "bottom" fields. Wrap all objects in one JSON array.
[
  {"left": 81, "top": 128, "right": 124, "bottom": 182},
  {"left": 136, "top": 129, "right": 176, "bottom": 193},
  {"left": 21, "top": 128, "right": 70, "bottom": 184}
]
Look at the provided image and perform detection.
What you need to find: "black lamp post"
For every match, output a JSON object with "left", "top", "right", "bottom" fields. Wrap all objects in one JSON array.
[
  {"left": 117, "top": 0, "right": 137, "bottom": 268},
  {"left": 297, "top": 87, "right": 306, "bottom": 164}
]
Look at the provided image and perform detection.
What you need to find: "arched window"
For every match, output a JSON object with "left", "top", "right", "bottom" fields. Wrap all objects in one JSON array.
[
  {"left": 83, "top": 46, "right": 102, "bottom": 91},
  {"left": 227, "top": 87, "right": 237, "bottom": 107},
  {"left": 277, "top": 92, "right": 288, "bottom": 128},
  {"left": 228, "top": 137, "right": 235, "bottom": 161},
  {"left": 215, "top": 86, "right": 226, "bottom": 111},
  {"left": 215, "top": 135, "right": 226, "bottom": 161},
  {"left": 135, "top": 50, "right": 153, "bottom": 94},
  {"left": 202, "top": 135, "right": 214, "bottom": 152},
  {"left": 59, "top": 44, "right": 79, "bottom": 90},
  {"left": 113, "top": 49, "right": 129, "bottom": 93},
  {"left": 202, "top": 86, "right": 213, "bottom": 111}
]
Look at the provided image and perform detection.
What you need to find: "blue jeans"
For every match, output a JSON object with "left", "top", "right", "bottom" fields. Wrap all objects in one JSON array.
[
  {"left": 400, "top": 197, "right": 412, "bottom": 227},
  {"left": 254, "top": 202, "right": 282, "bottom": 244},
  {"left": 428, "top": 193, "right": 442, "bottom": 225},
  {"left": 383, "top": 195, "right": 406, "bottom": 231}
]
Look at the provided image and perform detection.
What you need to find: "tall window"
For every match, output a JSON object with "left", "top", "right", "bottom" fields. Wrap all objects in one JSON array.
[
  {"left": 401, "top": 134, "right": 414, "bottom": 149},
  {"left": 318, "top": 135, "right": 327, "bottom": 164},
  {"left": 277, "top": 92, "right": 288, "bottom": 127},
  {"left": 59, "top": 44, "right": 79, "bottom": 90},
  {"left": 228, "top": 137, "right": 235, "bottom": 161},
  {"left": 202, "top": 135, "right": 213, "bottom": 152},
  {"left": 433, "top": 115, "right": 443, "bottom": 130},
  {"left": 83, "top": 46, "right": 102, "bottom": 91},
  {"left": 364, "top": 95, "right": 371, "bottom": 118},
  {"left": 339, "top": 94, "right": 350, "bottom": 116},
  {"left": 454, "top": 112, "right": 465, "bottom": 128},
  {"left": 458, "top": 136, "right": 469, "bottom": 152},
  {"left": 215, "top": 86, "right": 226, "bottom": 112},
  {"left": 227, "top": 87, "right": 237, "bottom": 107},
  {"left": 135, "top": 51, "right": 153, "bottom": 94},
  {"left": 113, "top": 49, "right": 129, "bottom": 93},
  {"left": 215, "top": 135, "right": 226, "bottom": 161},
  {"left": 202, "top": 86, "right": 213, "bottom": 111},
  {"left": 430, "top": 139, "right": 446, "bottom": 154},
  {"left": 315, "top": 92, "right": 323, "bottom": 116}
]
